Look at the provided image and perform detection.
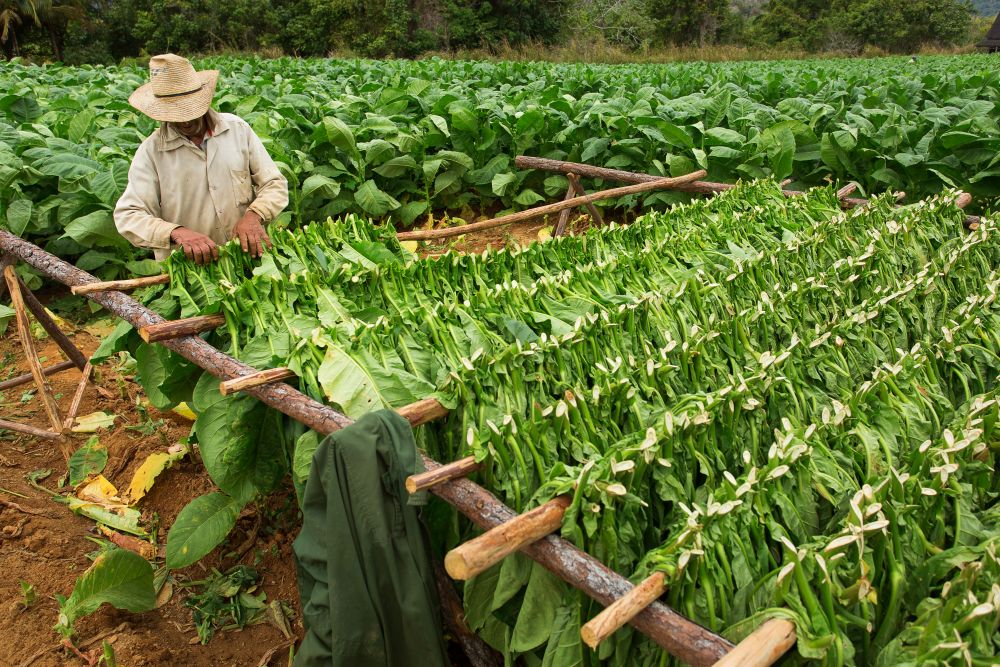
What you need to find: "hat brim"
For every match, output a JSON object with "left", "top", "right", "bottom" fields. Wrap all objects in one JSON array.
[{"left": 128, "top": 70, "right": 219, "bottom": 123}]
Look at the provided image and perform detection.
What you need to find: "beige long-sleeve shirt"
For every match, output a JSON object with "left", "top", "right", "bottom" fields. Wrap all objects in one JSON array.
[{"left": 114, "top": 109, "right": 288, "bottom": 260}]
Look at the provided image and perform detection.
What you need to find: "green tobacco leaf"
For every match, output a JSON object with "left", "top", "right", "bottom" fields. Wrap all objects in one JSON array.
[
  {"left": 354, "top": 179, "right": 400, "bottom": 217},
  {"left": 63, "top": 210, "right": 129, "bottom": 250},
  {"left": 135, "top": 343, "right": 198, "bottom": 410},
  {"left": 63, "top": 497, "right": 147, "bottom": 536},
  {"left": 166, "top": 492, "right": 244, "bottom": 570},
  {"left": 492, "top": 172, "right": 517, "bottom": 196},
  {"left": 511, "top": 563, "right": 564, "bottom": 652},
  {"left": 541, "top": 596, "right": 584, "bottom": 667},
  {"left": 56, "top": 548, "right": 155, "bottom": 638},
  {"left": 68, "top": 109, "right": 95, "bottom": 143},
  {"left": 513, "top": 189, "right": 545, "bottom": 206},
  {"left": 322, "top": 116, "right": 358, "bottom": 157},
  {"left": 192, "top": 373, "right": 287, "bottom": 501},
  {"left": 292, "top": 430, "right": 320, "bottom": 486},
  {"left": 316, "top": 343, "right": 431, "bottom": 418},
  {"left": 68, "top": 436, "right": 108, "bottom": 487},
  {"left": 0, "top": 303, "right": 13, "bottom": 335},
  {"left": 301, "top": 173, "right": 341, "bottom": 199},
  {"left": 6, "top": 199, "right": 33, "bottom": 235}
]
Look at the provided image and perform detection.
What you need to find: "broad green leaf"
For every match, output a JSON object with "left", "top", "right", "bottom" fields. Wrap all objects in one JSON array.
[
  {"left": 513, "top": 189, "right": 545, "bottom": 206},
  {"left": 63, "top": 210, "right": 129, "bottom": 250},
  {"left": 322, "top": 116, "right": 358, "bottom": 157},
  {"left": 354, "top": 179, "right": 400, "bottom": 217},
  {"left": 511, "top": 563, "right": 564, "bottom": 651},
  {"left": 302, "top": 173, "right": 341, "bottom": 199},
  {"left": 5, "top": 198, "right": 32, "bottom": 235},
  {"left": 56, "top": 548, "right": 155, "bottom": 637},
  {"left": 68, "top": 437, "right": 108, "bottom": 486},
  {"left": 492, "top": 172, "right": 517, "bottom": 196},
  {"left": 166, "top": 492, "right": 244, "bottom": 570}
]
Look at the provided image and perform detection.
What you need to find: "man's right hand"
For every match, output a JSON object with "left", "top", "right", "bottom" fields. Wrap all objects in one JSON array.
[{"left": 170, "top": 227, "right": 219, "bottom": 265}]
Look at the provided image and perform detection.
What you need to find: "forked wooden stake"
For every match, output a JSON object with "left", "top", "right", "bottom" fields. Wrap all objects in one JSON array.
[
  {"left": 4, "top": 266, "right": 63, "bottom": 434},
  {"left": 445, "top": 495, "right": 571, "bottom": 580},
  {"left": 554, "top": 175, "right": 579, "bottom": 237},
  {"left": 406, "top": 456, "right": 481, "bottom": 494},
  {"left": 138, "top": 314, "right": 226, "bottom": 342},
  {"left": 71, "top": 274, "right": 169, "bottom": 295},
  {"left": 568, "top": 173, "right": 604, "bottom": 226},
  {"left": 581, "top": 571, "right": 668, "bottom": 649},
  {"left": 711, "top": 618, "right": 796, "bottom": 667},
  {"left": 219, "top": 367, "right": 295, "bottom": 396}
]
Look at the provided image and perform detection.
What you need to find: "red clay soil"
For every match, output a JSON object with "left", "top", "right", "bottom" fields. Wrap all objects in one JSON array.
[{"left": 0, "top": 324, "right": 300, "bottom": 667}]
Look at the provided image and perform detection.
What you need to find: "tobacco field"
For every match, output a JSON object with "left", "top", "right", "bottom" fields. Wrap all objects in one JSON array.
[
  {"left": 93, "top": 178, "right": 1000, "bottom": 666},
  {"left": 2, "top": 54, "right": 1000, "bottom": 283}
]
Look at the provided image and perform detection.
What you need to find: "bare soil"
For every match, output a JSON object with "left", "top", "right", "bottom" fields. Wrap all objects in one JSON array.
[{"left": 0, "top": 323, "right": 301, "bottom": 667}]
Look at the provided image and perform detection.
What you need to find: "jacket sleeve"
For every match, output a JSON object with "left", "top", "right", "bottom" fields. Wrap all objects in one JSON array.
[
  {"left": 113, "top": 142, "right": 178, "bottom": 250},
  {"left": 245, "top": 125, "right": 289, "bottom": 223}
]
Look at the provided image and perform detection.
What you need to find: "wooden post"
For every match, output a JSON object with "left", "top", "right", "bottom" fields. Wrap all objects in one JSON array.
[
  {"left": 406, "top": 456, "right": 481, "bottom": 494},
  {"left": 581, "top": 571, "right": 668, "bottom": 649},
  {"left": 219, "top": 367, "right": 295, "bottom": 396},
  {"left": 836, "top": 183, "right": 858, "bottom": 199},
  {"left": 397, "top": 397, "right": 450, "bottom": 426},
  {"left": 0, "top": 360, "right": 77, "bottom": 391},
  {"left": 0, "top": 418, "right": 62, "bottom": 440},
  {"left": 138, "top": 314, "right": 226, "bottom": 342},
  {"left": 397, "top": 171, "right": 707, "bottom": 242},
  {"left": 568, "top": 173, "right": 604, "bottom": 226},
  {"left": 445, "top": 495, "right": 570, "bottom": 580},
  {"left": 71, "top": 274, "right": 169, "bottom": 295},
  {"left": 554, "top": 177, "right": 578, "bottom": 237},
  {"left": 4, "top": 266, "right": 63, "bottom": 434},
  {"left": 433, "top": 560, "right": 503, "bottom": 667},
  {"left": 62, "top": 362, "right": 93, "bottom": 431},
  {"left": 711, "top": 618, "right": 796, "bottom": 667}
]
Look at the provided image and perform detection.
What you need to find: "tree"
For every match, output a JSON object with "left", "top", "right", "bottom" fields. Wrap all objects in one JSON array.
[
  {"left": 646, "top": 0, "right": 732, "bottom": 47},
  {"left": 1, "top": 0, "right": 43, "bottom": 58}
]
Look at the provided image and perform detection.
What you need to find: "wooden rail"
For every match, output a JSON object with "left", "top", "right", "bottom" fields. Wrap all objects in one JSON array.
[
  {"left": 219, "top": 367, "right": 295, "bottom": 396},
  {"left": 397, "top": 170, "right": 707, "bottom": 241},
  {"left": 138, "top": 314, "right": 226, "bottom": 342},
  {"left": 71, "top": 274, "right": 170, "bottom": 295},
  {"left": 0, "top": 228, "right": 734, "bottom": 667}
]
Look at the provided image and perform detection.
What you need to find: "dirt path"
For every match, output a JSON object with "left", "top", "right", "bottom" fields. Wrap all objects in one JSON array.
[{"left": 0, "top": 322, "right": 301, "bottom": 667}]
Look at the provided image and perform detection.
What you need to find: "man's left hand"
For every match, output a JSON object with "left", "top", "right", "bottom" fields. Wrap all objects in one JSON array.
[{"left": 232, "top": 211, "right": 272, "bottom": 258}]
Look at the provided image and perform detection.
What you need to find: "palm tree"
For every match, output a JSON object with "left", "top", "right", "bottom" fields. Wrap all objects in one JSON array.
[{"left": 0, "top": 0, "right": 44, "bottom": 59}]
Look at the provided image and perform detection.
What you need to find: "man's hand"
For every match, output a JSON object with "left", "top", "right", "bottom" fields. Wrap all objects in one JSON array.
[
  {"left": 170, "top": 227, "right": 219, "bottom": 265},
  {"left": 232, "top": 211, "right": 272, "bottom": 258}
]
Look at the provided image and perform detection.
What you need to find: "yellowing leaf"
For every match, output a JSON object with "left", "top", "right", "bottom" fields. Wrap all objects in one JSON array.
[
  {"left": 71, "top": 411, "right": 116, "bottom": 433},
  {"left": 537, "top": 226, "right": 553, "bottom": 242},
  {"left": 400, "top": 240, "right": 419, "bottom": 253},
  {"left": 123, "top": 444, "right": 189, "bottom": 505},
  {"left": 77, "top": 475, "right": 119, "bottom": 504},
  {"left": 172, "top": 402, "right": 196, "bottom": 420}
]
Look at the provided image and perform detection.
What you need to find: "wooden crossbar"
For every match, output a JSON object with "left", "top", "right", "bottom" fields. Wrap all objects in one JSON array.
[
  {"left": 71, "top": 274, "right": 169, "bottom": 295},
  {"left": 138, "top": 314, "right": 225, "bottom": 342}
]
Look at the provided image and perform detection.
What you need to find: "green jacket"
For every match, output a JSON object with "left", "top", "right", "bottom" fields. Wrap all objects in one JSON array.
[{"left": 293, "top": 410, "right": 448, "bottom": 667}]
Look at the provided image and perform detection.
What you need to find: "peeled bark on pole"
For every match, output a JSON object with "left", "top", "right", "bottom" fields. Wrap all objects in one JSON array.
[{"left": 0, "top": 228, "right": 734, "bottom": 666}]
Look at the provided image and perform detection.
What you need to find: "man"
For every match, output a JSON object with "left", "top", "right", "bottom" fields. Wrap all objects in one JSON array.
[{"left": 114, "top": 54, "right": 288, "bottom": 264}]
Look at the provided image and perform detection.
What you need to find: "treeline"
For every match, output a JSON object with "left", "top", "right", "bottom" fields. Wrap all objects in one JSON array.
[{"left": 0, "top": 0, "right": 986, "bottom": 64}]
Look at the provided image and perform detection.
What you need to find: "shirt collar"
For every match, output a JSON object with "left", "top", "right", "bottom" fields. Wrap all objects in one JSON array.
[{"left": 157, "top": 108, "right": 229, "bottom": 151}]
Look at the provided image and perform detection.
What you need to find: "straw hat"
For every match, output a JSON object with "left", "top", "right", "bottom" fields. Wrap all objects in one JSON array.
[{"left": 128, "top": 54, "right": 219, "bottom": 123}]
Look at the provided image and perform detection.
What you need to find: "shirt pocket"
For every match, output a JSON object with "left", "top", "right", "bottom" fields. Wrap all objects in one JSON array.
[{"left": 231, "top": 169, "right": 253, "bottom": 206}]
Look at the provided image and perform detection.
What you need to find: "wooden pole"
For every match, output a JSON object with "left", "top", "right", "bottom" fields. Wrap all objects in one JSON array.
[
  {"left": 836, "top": 183, "right": 858, "bottom": 199},
  {"left": 62, "top": 361, "right": 93, "bottom": 431},
  {"left": 397, "top": 397, "right": 450, "bottom": 426},
  {"left": 433, "top": 560, "right": 503, "bottom": 667},
  {"left": 0, "top": 418, "right": 61, "bottom": 440},
  {"left": 407, "top": 456, "right": 480, "bottom": 494},
  {"left": 70, "top": 274, "right": 169, "bottom": 295},
  {"left": 516, "top": 156, "right": 981, "bottom": 230},
  {"left": 445, "top": 495, "right": 571, "bottom": 580},
  {"left": 138, "top": 314, "right": 226, "bottom": 343},
  {"left": 4, "top": 266, "right": 63, "bottom": 434},
  {"left": 219, "top": 367, "right": 295, "bottom": 396},
  {"left": 14, "top": 275, "right": 88, "bottom": 370},
  {"left": 568, "top": 173, "right": 605, "bottom": 226},
  {"left": 0, "top": 228, "right": 734, "bottom": 666},
  {"left": 0, "top": 360, "right": 77, "bottom": 391},
  {"left": 397, "top": 171, "right": 707, "bottom": 242},
  {"left": 711, "top": 618, "right": 796, "bottom": 667},
  {"left": 581, "top": 571, "right": 668, "bottom": 649}
]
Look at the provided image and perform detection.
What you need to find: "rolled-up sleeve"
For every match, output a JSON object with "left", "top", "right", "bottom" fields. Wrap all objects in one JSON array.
[
  {"left": 113, "top": 142, "right": 178, "bottom": 249},
  {"left": 245, "top": 126, "right": 288, "bottom": 223}
]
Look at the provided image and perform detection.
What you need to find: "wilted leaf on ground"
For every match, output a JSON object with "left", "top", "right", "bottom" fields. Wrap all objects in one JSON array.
[
  {"left": 123, "top": 444, "right": 189, "bottom": 505},
  {"left": 68, "top": 436, "right": 108, "bottom": 487},
  {"left": 71, "top": 411, "right": 116, "bottom": 433},
  {"left": 55, "top": 547, "right": 155, "bottom": 638},
  {"left": 76, "top": 474, "right": 118, "bottom": 503}
]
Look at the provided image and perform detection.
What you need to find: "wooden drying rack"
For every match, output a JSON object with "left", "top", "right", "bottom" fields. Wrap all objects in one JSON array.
[{"left": 1, "top": 159, "right": 979, "bottom": 666}]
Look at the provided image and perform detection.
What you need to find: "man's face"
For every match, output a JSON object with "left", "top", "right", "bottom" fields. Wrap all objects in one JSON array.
[{"left": 175, "top": 114, "right": 206, "bottom": 139}]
